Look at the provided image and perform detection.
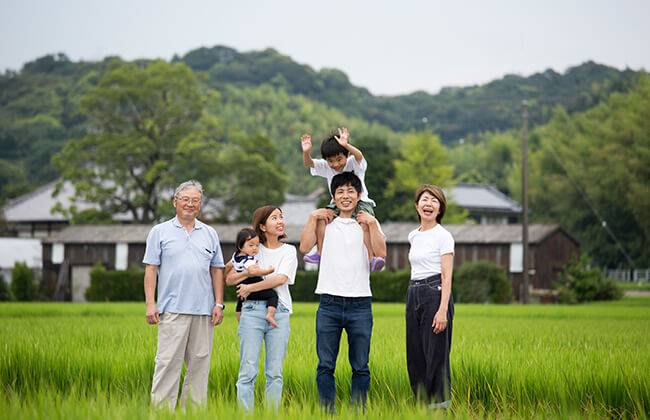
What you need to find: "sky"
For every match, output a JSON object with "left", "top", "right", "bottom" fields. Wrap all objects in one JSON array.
[{"left": 1, "top": 0, "right": 649, "bottom": 96}]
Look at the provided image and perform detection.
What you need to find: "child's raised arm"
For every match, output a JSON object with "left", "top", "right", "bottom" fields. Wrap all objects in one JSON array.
[
  {"left": 335, "top": 127, "right": 363, "bottom": 164},
  {"left": 301, "top": 134, "right": 315, "bottom": 168}
]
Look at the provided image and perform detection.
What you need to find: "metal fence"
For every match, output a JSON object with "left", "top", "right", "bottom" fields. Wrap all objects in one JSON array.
[{"left": 607, "top": 269, "right": 650, "bottom": 283}]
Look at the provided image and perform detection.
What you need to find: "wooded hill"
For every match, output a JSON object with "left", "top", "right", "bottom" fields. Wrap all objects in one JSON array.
[
  {"left": 0, "top": 46, "right": 641, "bottom": 198},
  {"left": 176, "top": 46, "right": 640, "bottom": 140}
]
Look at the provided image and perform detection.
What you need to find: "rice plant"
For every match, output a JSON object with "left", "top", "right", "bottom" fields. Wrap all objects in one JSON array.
[{"left": 1, "top": 297, "right": 648, "bottom": 418}]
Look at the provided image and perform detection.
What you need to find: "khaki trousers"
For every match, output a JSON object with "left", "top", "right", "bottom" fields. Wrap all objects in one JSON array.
[{"left": 151, "top": 312, "right": 214, "bottom": 409}]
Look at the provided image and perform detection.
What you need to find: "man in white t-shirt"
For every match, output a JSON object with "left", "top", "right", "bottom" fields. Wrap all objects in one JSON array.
[{"left": 300, "top": 171, "right": 386, "bottom": 412}]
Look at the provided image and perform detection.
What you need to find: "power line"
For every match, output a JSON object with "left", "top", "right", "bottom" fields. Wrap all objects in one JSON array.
[{"left": 542, "top": 139, "right": 636, "bottom": 268}]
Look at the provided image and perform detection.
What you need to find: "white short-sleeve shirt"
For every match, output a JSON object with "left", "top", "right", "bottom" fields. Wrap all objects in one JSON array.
[
  {"left": 408, "top": 224, "right": 455, "bottom": 280},
  {"left": 256, "top": 243, "right": 298, "bottom": 313},
  {"left": 310, "top": 156, "right": 375, "bottom": 206},
  {"left": 142, "top": 216, "right": 225, "bottom": 315},
  {"left": 316, "top": 217, "right": 385, "bottom": 297}
]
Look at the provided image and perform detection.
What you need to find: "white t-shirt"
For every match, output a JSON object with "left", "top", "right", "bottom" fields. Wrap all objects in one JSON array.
[
  {"left": 257, "top": 243, "right": 298, "bottom": 313},
  {"left": 408, "top": 224, "right": 455, "bottom": 280},
  {"left": 315, "top": 217, "right": 385, "bottom": 297},
  {"left": 310, "top": 156, "right": 376, "bottom": 206}
]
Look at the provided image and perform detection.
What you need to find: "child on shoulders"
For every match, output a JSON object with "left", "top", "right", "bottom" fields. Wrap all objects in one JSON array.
[{"left": 300, "top": 127, "right": 385, "bottom": 272}]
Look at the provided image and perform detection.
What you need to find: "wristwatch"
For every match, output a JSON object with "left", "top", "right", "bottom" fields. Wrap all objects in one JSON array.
[{"left": 215, "top": 303, "right": 225, "bottom": 310}]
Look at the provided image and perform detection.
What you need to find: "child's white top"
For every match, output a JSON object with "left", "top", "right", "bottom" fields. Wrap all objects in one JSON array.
[
  {"left": 257, "top": 243, "right": 298, "bottom": 314},
  {"left": 311, "top": 156, "right": 376, "bottom": 206},
  {"left": 231, "top": 252, "right": 257, "bottom": 272},
  {"left": 315, "top": 217, "right": 385, "bottom": 297},
  {"left": 408, "top": 224, "right": 455, "bottom": 280}
]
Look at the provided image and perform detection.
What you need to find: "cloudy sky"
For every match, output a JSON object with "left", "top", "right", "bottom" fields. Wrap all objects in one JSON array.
[{"left": 1, "top": 0, "right": 648, "bottom": 95}]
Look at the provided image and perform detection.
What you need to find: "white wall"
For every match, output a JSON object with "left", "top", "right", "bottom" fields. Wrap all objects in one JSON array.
[{"left": 0, "top": 238, "right": 42, "bottom": 271}]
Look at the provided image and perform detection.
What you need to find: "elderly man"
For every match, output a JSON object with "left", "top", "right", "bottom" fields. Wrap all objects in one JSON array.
[{"left": 143, "top": 180, "right": 225, "bottom": 409}]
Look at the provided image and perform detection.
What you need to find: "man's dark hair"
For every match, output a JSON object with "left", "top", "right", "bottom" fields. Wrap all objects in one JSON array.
[
  {"left": 330, "top": 171, "right": 362, "bottom": 195},
  {"left": 235, "top": 228, "right": 258, "bottom": 251},
  {"left": 320, "top": 133, "right": 349, "bottom": 159}
]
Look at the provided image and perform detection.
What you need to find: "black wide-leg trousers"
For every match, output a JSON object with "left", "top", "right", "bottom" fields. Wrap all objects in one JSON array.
[{"left": 405, "top": 274, "right": 454, "bottom": 404}]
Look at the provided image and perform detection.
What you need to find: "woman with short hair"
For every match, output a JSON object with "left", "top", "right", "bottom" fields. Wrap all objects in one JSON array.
[{"left": 405, "top": 184, "right": 455, "bottom": 409}]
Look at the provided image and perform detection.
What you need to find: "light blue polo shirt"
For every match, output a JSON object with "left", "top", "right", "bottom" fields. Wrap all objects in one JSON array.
[{"left": 143, "top": 216, "right": 225, "bottom": 315}]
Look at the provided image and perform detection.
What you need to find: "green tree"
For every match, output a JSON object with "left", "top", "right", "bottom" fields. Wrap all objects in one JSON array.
[
  {"left": 51, "top": 59, "right": 287, "bottom": 223},
  {"left": 11, "top": 261, "right": 34, "bottom": 301},
  {"left": 52, "top": 59, "right": 210, "bottom": 222},
  {"left": 0, "top": 159, "right": 32, "bottom": 203},
  {"left": 0, "top": 274, "right": 11, "bottom": 301},
  {"left": 450, "top": 131, "right": 519, "bottom": 195},
  {"left": 354, "top": 136, "right": 396, "bottom": 222},
  {"left": 522, "top": 75, "right": 650, "bottom": 267},
  {"left": 385, "top": 132, "right": 467, "bottom": 222},
  {"left": 207, "top": 134, "right": 288, "bottom": 223}
]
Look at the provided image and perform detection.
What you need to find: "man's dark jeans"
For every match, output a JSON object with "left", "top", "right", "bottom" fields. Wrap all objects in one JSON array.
[{"left": 316, "top": 294, "right": 373, "bottom": 411}]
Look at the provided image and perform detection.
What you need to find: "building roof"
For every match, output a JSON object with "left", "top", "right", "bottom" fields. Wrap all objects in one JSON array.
[
  {"left": 383, "top": 223, "right": 577, "bottom": 244},
  {"left": 43, "top": 223, "right": 577, "bottom": 246},
  {"left": 2, "top": 181, "right": 317, "bottom": 226},
  {"left": 2, "top": 181, "right": 133, "bottom": 222},
  {"left": 41, "top": 223, "right": 307, "bottom": 244},
  {"left": 449, "top": 183, "right": 522, "bottom": 214}
]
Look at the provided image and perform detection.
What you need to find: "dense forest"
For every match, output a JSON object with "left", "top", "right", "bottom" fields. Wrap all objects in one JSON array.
[{"left": 0, "top": 46, "right": 647, "bottom": 267}]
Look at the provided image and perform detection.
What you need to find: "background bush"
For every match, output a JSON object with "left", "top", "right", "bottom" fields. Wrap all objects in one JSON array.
[
  {"left": 369, "top": 269, "right": 411, "bottom": 302},
  {"left": 10, "top": 261, "right": 35, "bottom": 301},
  {"left": 91, "top": 266, "right": 511, "bottom": 304},
  {"left": 555, "top": 256, "right": 623, "bottom": 303},
  {"left": 453, "top": 260, "right": 513, "bottom": 303},
  {"left": 86, "top": 263, "right": 145, "bottom": 302}
]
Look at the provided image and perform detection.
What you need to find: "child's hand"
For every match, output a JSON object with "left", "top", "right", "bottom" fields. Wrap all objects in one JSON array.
[
  {"left": 261, "top": 265, "right": 275, "bottom": 276},
  {"left": 301, "top": 134, "right": 312, "bottom": 153},
  {"left": 311, "top": 208, "right": 336, "bottom": 224},
  {"left": 356, "top": 210, "right": 376, "bottom": 226},
  {"left": 245, "top": 263, "right": 264, "bottom": 277},
  {"left": 334, "top": 127, "right": 349, "bottom": 147}
]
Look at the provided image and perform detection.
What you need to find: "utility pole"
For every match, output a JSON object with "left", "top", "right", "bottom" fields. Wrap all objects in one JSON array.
[{"left": 522, "top": 100, "right": 530, "bottom": 304}]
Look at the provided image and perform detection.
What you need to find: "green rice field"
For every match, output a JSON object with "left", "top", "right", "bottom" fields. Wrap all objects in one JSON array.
[{"left": 1, "top": 297, "right": 648, "bottom": 419}]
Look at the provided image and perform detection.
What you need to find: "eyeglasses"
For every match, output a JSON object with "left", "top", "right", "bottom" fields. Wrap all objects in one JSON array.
[{"left": 176, "top": 196, "right": 201, "bottom": 205}]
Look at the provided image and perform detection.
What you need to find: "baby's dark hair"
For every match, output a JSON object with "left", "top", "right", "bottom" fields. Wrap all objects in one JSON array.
[
  {"left": 236, "top": 228, "right": 258, "bottom": 251},
  {"left": 321, "top": 132, "right": 349, "bottom": 159},
  {"left": 330, "top": 171, "right": 362, "bottom": 194}
]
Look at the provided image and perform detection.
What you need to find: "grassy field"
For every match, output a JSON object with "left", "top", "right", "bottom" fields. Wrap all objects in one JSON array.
[
  {"left": 1, "top": 297, "right": 648, "bottom": 419},
  {"left": 617, "top": 281, "right": 650, "bottom": 292}
]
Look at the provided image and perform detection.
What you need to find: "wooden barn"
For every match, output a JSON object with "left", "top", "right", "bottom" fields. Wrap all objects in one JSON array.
[{"left": 42, "top": 223, "right": 579, "bottom": 302}]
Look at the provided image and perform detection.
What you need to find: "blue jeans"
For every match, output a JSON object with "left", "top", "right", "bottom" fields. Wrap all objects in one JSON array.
[
  {"left": 316, "top": 294, "right": 373, "bottom": 410},
  {"left": 236, "top": 300, "right": 290, "bottom": 411}
]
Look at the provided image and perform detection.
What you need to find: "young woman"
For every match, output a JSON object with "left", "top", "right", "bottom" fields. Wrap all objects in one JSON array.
[
  {"left": 225, "top": 206, "right": 297, "bottom": 411},
  {"left": 405, "top": 185, "right": 455, "bottom": 409}
]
